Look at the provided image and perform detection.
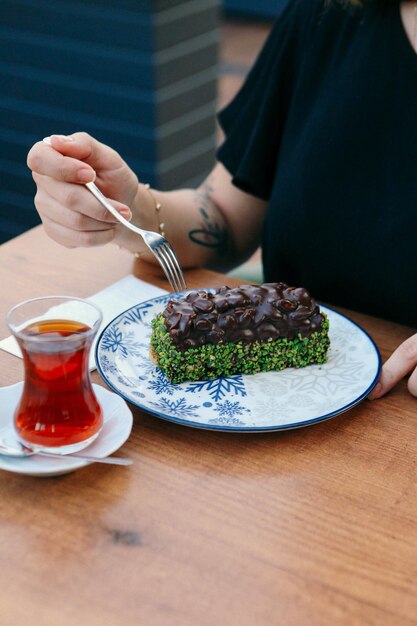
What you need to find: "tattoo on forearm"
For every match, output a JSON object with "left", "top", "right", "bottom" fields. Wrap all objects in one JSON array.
[{"left": 189, "top": 181, "right": 229, "bottom": 255}]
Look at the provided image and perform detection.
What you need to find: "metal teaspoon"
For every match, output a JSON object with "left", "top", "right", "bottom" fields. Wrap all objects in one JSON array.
[{"left": 0, "top": 435, "right": 132, "bottom": 466}]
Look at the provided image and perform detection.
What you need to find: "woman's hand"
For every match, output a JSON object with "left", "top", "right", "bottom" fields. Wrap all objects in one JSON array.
[
  {"left": 27, "top": 133, "right": 138, "bottom": 248},
  {"left": 28, "top": 134, "right": 269, "bottom": 267},
  {"left": 368, "top": 333, "right": 417, "bottom": 399}
]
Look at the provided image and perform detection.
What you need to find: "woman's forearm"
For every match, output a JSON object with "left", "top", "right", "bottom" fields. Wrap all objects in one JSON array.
[{"left": 114, "top": 172, "right": 236, "bottom": 270}]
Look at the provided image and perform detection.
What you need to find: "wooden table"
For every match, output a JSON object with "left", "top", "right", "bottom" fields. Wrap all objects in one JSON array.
[{"left": 0, "top": 227, "right": 416, "bottom": 626}]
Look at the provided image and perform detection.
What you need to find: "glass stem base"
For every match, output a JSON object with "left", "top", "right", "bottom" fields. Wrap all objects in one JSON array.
[{"left": 17, "top": 429, "right": 101, "bottom": 455}]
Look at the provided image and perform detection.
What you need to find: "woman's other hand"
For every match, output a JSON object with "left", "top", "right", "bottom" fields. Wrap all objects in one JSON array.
[
  {"left": 27, "top": 133, "right": 138, "bottom": 248},
  {"left": 368, "top": 333, "right": 417, "bottom": 399}
]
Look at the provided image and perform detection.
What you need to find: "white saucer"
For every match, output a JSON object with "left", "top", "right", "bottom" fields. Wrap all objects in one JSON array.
[{"left": 0, "top": 383, "right": 133, "bottom": 477}]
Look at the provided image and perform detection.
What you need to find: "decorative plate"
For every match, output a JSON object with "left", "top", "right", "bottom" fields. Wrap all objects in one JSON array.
[
  {"left": 0, "top": 383, "right": 133, "bottom": 476},
  {"left": 95, "top": 293, "right": 381, "bottom": 432}
]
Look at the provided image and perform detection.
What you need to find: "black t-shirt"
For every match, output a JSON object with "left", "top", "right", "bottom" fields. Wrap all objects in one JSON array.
[{"left": 217, "top": 0, "right": 417, "bottom": 327}]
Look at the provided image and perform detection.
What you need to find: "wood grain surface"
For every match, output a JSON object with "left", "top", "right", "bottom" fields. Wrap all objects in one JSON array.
[{"left": 0, "top": 227, "right": 416, "bottom": 626}]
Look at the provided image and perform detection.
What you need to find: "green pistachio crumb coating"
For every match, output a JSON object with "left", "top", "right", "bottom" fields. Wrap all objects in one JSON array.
[{"left": 150, "top": 313, "right": 330, "bottom": 383}]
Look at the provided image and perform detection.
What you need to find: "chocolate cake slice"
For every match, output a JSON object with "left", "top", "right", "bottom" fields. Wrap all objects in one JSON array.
[{"left": 150, "top": 283, "right": 330, "bottom": 383}]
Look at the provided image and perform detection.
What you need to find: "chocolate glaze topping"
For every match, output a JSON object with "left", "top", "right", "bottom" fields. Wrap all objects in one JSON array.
[{"left": 162, "top": 283, "right": 325, "bottom": 350}]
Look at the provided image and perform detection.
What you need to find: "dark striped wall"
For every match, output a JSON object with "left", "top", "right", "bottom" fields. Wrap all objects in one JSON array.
[
  {"left": 0, "top": 0, "right": 219, "bottom": 244},
  {"left": 223, "top": 0, "right": 287, "bottom": 20}
]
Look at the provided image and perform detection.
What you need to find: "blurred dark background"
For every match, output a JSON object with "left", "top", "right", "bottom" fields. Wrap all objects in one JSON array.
[{"left": 0, "top": 0, "right": 285, "bottom": 245}]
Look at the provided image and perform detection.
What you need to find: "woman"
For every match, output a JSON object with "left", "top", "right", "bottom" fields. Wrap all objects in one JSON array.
[{"left": 27, "top": 0, "right": 417, "bottom": 399}]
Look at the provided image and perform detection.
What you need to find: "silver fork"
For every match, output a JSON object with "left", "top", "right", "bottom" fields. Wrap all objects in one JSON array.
[{"left": 85, "top": 182, "right": 187, "bottom": 293}]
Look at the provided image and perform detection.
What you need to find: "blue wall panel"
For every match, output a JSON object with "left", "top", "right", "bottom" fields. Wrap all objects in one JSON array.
[
  {"left": 0, "top": 0, "right": 218, "bottom": 244},
  {"left": 0, "top": 27, "right": 156, "bottom": 89},
  {"left": 223, "top": 0, "right": 287, "bottom": 20},
  {"left": 1, "top": 0, "right": 154, "bottom": 51}
]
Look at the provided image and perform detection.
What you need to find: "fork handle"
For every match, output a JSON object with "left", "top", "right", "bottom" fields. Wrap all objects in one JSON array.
[{"left": 85, "top": 182, "right": 132, "bottom": 226}]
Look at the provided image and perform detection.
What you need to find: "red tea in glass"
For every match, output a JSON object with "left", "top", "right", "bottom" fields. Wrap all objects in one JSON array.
[{"left": 7, "top": 297, "right": 103, "bottom": 454}]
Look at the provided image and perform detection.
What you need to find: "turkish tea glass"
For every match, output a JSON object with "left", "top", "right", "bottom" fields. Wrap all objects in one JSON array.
[{"left": 6, "top": 296, "right": 103, "bottom": 454}]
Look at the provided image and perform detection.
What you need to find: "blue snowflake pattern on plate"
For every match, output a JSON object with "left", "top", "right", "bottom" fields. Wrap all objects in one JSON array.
[
  {"left": 101, "top": 325, "right": 143, "bottom": 358},
  {"left": 99, "top": 355, "right": 119, "bottom": 375},
  {"left": 208, "top": 400, "right": 251, "bottom": 426},
  {"left": 147, "top": 370, "right": 181, "bottom": 396},
  {"left": 185, "top": 375, "right": 246, "bottom": 402},
  {"left": 122, "top": 302, "right": 156, "bottom": 327},
  {"left": 149, "top": 397, "right": 200, "bottom": 418}
]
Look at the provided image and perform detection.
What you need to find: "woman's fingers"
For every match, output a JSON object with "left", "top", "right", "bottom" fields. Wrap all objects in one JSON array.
[
  {"left": 28, "top": 132, "right": 140, "bottom": 208},
  {"left": 28, "top": 139, "right": 95, "bottom": 184},
  {"left": 36, "top": 192, "right": 118, "bottom": 233},
  {"left": 368, "top": 333, "right": 417, "bottom": 399},
  {"left": 33, "top": 174, "right": 131, "bottom": 225},
  {"left": 41, "top": 214, "right": 117, "bottom": 249},
  {"left": 27, "top": 132, "right": 124, "bottom": 183},
  {"left": 47, "top": 132, "right": 123, "bottom": 170},
  {"left": 407, "top": 367, "right": 417, "bottom": 397}
]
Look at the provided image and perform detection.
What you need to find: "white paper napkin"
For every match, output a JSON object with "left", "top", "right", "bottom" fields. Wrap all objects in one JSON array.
[{"left": 0, "top": 275, "right": 168, "bottom": 371}]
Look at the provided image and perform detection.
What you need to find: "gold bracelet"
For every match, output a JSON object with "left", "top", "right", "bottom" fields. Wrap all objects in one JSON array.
[
  {"left": 142, "top": 183, "right": 165, "bottom": 237},
  {"left": 134, "top": 184, "right": 165, "bottom": 259}
]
